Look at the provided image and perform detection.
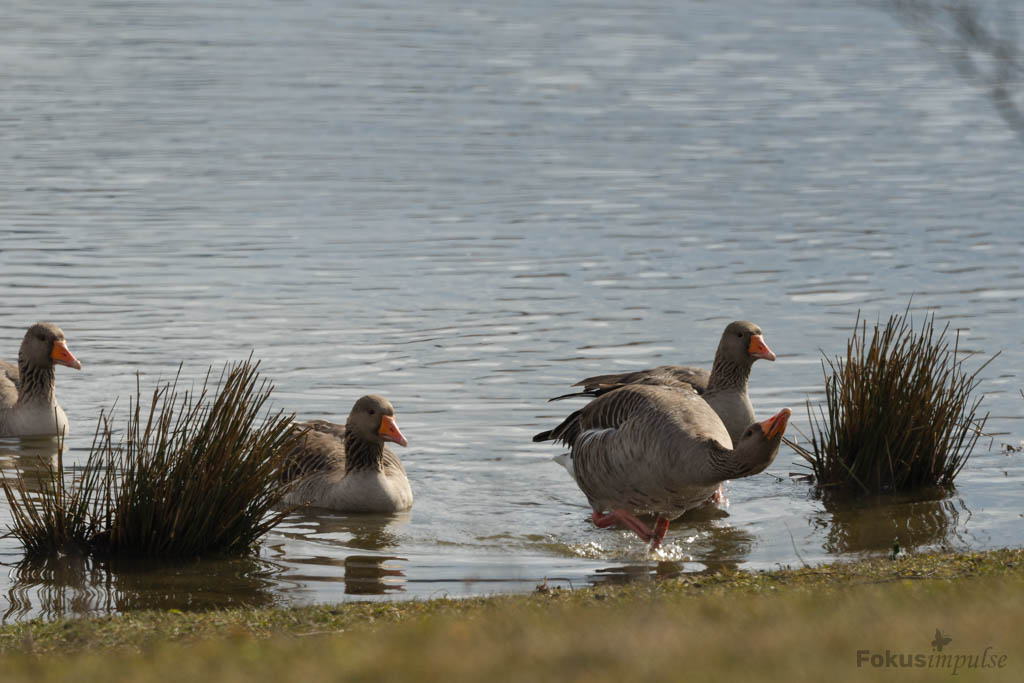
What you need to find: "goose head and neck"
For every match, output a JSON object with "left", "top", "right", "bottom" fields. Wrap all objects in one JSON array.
[
  {"left": 706, "top": 320, "right": 776, "bottom": 393},
  {"left": 719, "top": 408, "right": 791, "bottom": 479},
  {"left": 342, "top": 394, "right": 408, "bottom": 473},
  {"left": 16, "top": 323, "right": 82, "bottom": 405}
]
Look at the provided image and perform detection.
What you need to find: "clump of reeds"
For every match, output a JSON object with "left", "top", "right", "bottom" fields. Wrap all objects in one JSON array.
[
  {"left": 789, "top": 308, "right": 994, "bottom": 499},
  {"left": 1, "top": 360, "right": 298, "bottom": 559}
]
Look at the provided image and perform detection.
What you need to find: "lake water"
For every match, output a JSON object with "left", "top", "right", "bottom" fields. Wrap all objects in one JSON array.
[{"left": 1, "top": 0, "right": 1023, "bottom": 622}]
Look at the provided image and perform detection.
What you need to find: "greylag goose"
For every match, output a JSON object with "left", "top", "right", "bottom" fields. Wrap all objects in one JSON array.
[
  {"left": 550, "top": 320, "right": 775, "bottom": 444},
  {"left": 534, "top": 383, "right": 790, "bottom": 549},
  {"left": 0, "top": 323, "right": 82, "bottom": 437},
  {"left": 282, "top": 395, "right": 412, "bottom": 513}
]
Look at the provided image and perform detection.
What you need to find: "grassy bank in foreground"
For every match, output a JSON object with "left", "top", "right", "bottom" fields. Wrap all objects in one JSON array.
[{"left": 1, "top": 549, "right": 1022, "bottom": 682}]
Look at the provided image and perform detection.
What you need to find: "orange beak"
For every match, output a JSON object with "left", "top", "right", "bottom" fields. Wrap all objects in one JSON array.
[
  {"left": 51, "top": 339, "right": 82, "bottom": 370},
  {"left": 378, "top": 414, "right": 408, "bottom": 447},
  {"left": 759, "top": 408, "right": 791, "bottom": 440},
  {"left": 748, "top": 334, "right": 776, "bottom": 361}
]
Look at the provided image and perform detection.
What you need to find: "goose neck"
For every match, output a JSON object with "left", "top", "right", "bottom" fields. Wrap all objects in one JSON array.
[
  {"left": 707, "top": 352, "right": 751, "bottom": 392},
  {"left": 343, "top": 430, "right": 385, "bottom": 473},
  {"left": 16, "top": 359, "right": 55, "bottom": 405}
]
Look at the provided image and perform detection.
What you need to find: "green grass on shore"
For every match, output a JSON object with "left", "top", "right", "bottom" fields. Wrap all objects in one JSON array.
[{"left": 1, "top": 549, "right": 1022, "bottom": 682}]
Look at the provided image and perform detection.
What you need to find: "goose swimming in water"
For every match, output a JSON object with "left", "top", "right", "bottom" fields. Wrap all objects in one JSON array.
[
  {"left": 535, "top": 383, "right": 790, "bottom": 549},
  {"left": 282, "top": 395, "right": 412, "bottom": 513},
  {"left": 0, "top": 322, "right": 82, "bottom": 437}
]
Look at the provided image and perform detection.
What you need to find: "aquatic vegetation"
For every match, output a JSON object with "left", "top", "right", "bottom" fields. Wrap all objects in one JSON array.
[
  {"left": 1, "top": 360, "right": 298, "bottom": 558},
  {"left": 790, "top": 308, "right": 993, "bottom": 498}
]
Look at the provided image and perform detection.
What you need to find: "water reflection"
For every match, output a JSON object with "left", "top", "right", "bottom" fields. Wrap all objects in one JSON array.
[
  {"left": 814, "top": 490, "right": 968, "bottom": 555},
  {"left": 3, "top": 553, "right": 282, "bottom": 623},
  {"left": 688, "top": 521, "right": 755, "bottom": 573},
  {"left": 591, "top": 561, "right": 687, "bottom": 586},
  {"left": 343, "top": 555, "right": 406, "bottom": 595},
  {"left": 267, "top": 510, "right": 411, "bottom": 594},
  {"left": 0, "top": 437, "right": 59, "bottom": 495},
  {"left": 3, "top": 554, "right": 104, "bottom": 622},
  {"left": 275, "top": 509, "right": 412, "bottom": 551}
]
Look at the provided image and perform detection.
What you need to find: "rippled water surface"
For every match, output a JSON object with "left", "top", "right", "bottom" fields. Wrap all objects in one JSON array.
[{"left": 2, "top": 0, "right": 1023, "bottom": 621}]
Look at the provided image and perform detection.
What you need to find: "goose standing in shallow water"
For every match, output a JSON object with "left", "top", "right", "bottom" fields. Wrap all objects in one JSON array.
[
  {"left": 0, "top": 323, "right": 82, "bottom": 437},
  {"left": 283, "top": 395, "right": 412, "bottom": 513},
  {"left": 535, "top": 383, "right": 790, "bottom": 549},
  {"left": 550, "top": 320, "right": 776, "bottom": 445}
]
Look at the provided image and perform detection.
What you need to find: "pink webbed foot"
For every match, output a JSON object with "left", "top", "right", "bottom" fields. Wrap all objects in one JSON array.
[{"left": 591, "top": 509, "right": 654, "bottom": 542}]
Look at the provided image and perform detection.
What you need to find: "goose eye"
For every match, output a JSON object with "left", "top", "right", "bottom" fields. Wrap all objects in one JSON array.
[
  {"left": 368, "top": 409, "right": 375, "bottom": 416},
  {"left": 736, "top": 332, "right": 743, "bottom": 338}
]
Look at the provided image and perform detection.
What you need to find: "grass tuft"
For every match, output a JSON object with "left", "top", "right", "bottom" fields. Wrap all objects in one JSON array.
[
  {"left": 1, "top": 359, "right": 298, "bottom": 559},
  {"left": 789, "top": 307, "right": 994, "bottom": 499}
]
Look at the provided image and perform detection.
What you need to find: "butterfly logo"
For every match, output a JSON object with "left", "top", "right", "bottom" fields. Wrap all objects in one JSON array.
[{"left": 931, "top": 628, "right": 952, "bottom": 652}]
